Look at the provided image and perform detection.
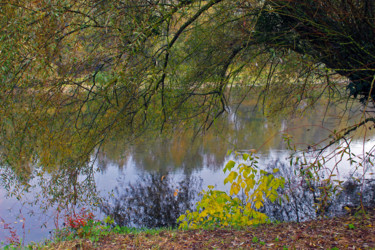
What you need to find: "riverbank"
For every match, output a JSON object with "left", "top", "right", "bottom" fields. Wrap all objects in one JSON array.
[{"left": 42, "top": 208, "right": 375, "bottom": 249}]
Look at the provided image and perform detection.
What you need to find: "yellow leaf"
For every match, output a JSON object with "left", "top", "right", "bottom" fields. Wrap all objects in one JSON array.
[
  {"left": 232, "top": 183, "right": 240, "bottom": 195},
  {"left": 255, "top": 201, "right": 263, "bottom": 209},
  {"left": 227, "top": 171, "right": 238, "bottom": 183}
]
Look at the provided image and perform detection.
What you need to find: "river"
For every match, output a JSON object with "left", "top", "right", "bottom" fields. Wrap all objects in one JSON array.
[{"left": 1, "top": 98, "right": 375, "bottom": 245}]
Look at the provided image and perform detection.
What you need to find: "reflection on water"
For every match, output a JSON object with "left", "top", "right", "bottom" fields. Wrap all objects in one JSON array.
[
  {"left": 101, "top": 173, "right": 202, "bottom": 228},
  {"left": 1, "top": 98, "right": 375, "bottom": 244},
  {"left": 101, "top": 156, "right": 375, "bottom": 229},
  {"left": 260, "top": 159, "right": 375, "bottom": 222}
]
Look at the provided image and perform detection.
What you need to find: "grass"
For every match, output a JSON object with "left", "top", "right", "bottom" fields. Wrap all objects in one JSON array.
[{"left": 2, "top": 220, "right": 172, "bottom": 250}]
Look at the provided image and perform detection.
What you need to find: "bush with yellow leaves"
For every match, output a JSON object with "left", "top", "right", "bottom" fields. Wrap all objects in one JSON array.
[{"left": 177, "top": 152, "right": 285, "bottom": 229}]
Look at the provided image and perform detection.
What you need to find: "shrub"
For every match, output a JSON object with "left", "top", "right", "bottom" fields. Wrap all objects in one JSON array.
[{"left": 178, "top": 152, "right": 285, "bottom": 229}]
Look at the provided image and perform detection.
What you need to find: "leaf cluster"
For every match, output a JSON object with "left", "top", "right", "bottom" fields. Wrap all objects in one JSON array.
[{"left": 177, "top": 151, "right": 285, "bottom": 229}]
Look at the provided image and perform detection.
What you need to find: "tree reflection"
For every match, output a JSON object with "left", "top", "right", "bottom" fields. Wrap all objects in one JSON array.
[
  {"left": 96, "top": 99, "right": 367, "bottom": 176},
  {"left": 260, "top": 159, "right": 375, "bottom": 222},
  {"left": 101, "top": 173, "right": 202, "bottom": 228},
  {"left": 1, "top": 165, "right": 99, "bottom": 211}
]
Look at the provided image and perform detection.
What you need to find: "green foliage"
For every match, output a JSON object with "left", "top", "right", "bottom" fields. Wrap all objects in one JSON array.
[
  {"left": 177, "top": 152, "right": 285, "bottom": 229},
  {"left": 2, "top": 245, "right": 18, "bottom": 250}
]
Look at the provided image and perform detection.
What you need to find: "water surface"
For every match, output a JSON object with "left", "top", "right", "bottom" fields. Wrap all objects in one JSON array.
[{"left": 1, "top": 99, "right": 374, "bottom": 244}]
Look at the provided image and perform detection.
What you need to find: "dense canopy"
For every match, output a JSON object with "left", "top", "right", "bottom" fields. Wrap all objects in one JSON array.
[{"left": 0, "top": 0, "right": 374, "bottom": 180}]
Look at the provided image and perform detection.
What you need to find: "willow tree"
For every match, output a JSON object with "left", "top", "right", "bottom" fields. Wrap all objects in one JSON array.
[
  {"left": 0, "top": 0, "right": 374, "bottom": 206},
  {"left": 257, "top": 0, "right": 375, "bottom": 103}
]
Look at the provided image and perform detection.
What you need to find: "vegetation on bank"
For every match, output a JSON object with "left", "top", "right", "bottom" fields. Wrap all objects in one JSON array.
[
  {"left": 50, "top": 209, "right": 375, "bottom": 249},
  {"left": 4, "top": 208, "right": 375, "bottom": 249}
]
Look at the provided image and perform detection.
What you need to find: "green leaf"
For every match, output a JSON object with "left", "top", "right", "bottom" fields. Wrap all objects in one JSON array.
[
  {"left": 224, "top": 160, "right": 236, "bottom": 173},
  {"left": 242, "top": 153, "right": 250, "bottom": 161}
]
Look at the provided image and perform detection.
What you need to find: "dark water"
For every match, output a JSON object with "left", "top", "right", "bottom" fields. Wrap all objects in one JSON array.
[{"left": 1, "top": 100, "right": 375, "bottom": 244}]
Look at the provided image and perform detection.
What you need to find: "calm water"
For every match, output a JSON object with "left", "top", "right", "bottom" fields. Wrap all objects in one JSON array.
[{"left": 1, "top": 100, "right": 375, "bottom": 244}]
